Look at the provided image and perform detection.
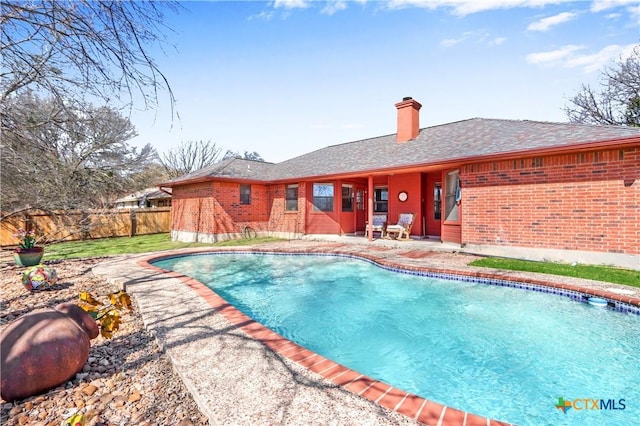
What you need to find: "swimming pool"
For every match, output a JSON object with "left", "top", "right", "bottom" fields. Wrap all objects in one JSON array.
[{"left": 152, "top": 252, "right": 640, "bottom": 425}]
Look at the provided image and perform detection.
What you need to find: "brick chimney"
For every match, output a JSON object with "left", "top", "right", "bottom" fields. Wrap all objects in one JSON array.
[{"left": 395, "top": 97, "right": 422, "bottom": 142}]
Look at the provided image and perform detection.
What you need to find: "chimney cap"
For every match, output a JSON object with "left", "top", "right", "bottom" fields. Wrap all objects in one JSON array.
[{"left": 402, "top": 96, "right": 413, "bottom": 101}]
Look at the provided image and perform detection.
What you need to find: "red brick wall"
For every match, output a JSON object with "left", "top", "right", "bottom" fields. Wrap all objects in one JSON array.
[
  {"left": 462, "top": 147, "right": 639, "bottom": 255},
  {"left": 171, "top": 182, "right": 215, "bottom": 234},
  {"left": 212, "top": 182, "right": 270, "bottom": 233},
  {"left": 172, "top": 181, "right": 307, "bottom": 237},
  {"left": 267, "top": 183, "right": 306, "bottom": 234},
  {"left": 172, "top": 181, "right": 269, "bottom": 235}
]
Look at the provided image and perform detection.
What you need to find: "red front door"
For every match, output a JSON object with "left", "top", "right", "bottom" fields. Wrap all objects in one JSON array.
[{"left": 425, "top": 173, "right": 442, "bottom": 238}]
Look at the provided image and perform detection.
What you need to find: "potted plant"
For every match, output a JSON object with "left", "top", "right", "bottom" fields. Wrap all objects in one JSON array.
[{"left": 13, "top": 229, "right": 44, "bottom": 267}]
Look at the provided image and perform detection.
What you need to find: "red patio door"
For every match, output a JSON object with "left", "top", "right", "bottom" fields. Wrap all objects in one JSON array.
[
  {"left": 425, "top": 172, "right": 442, "bottom": 238},
  {"left": 355, "top": 188, "right": 366, "bottom": 233}
]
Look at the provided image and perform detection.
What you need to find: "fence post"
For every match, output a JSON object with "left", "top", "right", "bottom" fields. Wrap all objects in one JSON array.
[
  {"left": 130, "top": 210, "right": 137, "bottom": 237},
  {"left": 80, "top": 211, "right": 90, "bottom": 240},
  {"left": 25, "top": 213, "right": 34, "bottom": 234}
]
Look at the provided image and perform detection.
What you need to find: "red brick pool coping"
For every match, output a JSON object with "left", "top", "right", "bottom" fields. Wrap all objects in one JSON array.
[{"left": 137, "top": 247, "right": 640, "bottom": 426}]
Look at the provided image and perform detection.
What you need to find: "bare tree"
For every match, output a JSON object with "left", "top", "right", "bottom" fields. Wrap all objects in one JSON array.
[
  {"left": 1, "top": 0, "right": 179, "bottom": 220},
  {"left": 1, "top": 91, "right": 157, "bottom": 216},
  {"left": 1, "top": 0, "right": 179, "bottom": 111},
  {"left": 160, "top": 140, "right": 224, "bottom": 178},
  {"left": 129, "top": 163, "right": 171, "bottom": 192},
  {"left": 223, "top": 150, "right": 265, "bottom": 161},
  {"left": 565, "top": 45, "right": 640, "bottom": 126}
]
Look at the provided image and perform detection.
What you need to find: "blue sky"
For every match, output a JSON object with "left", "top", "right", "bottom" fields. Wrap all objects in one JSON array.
[{"left": 129, "top": 0, "right": 639, "bottom": 163}]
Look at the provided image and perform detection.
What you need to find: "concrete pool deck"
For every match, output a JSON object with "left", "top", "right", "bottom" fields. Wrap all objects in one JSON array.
[{"left": 92, "top": 239, "right": 640, "bottom": 425}]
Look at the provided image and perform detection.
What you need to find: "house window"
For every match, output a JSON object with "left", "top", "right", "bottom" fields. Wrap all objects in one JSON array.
[
  {"left": 342, "top": 185, "right": 353, "bottom": 212},
  {"left": 313, "top": 183, "right": 334, "bottom": 212},
  {"left": 285, "top": 184, "right": 298, "bottom": 211},
  {"left": 240, "top": 184, "right": 251, "bottom": 205},
  {"left": 374, "top": 187, "right": 388, "bottom": 212},
  {"left": 444, "top": 170, "right": 460, "bottom": 222},
  {"left": 434, "top": 183, "right": 442, "bottom": 220}
]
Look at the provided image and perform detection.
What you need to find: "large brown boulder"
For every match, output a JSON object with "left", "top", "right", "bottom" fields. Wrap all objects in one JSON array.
[{"left": 0, "top": 303, "right": 99, "bottom": 401}]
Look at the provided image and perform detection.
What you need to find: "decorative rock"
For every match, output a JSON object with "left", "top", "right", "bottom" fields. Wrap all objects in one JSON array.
[
  {"left": 113, "top": 396, "right": 127, "bottom": 408},
  {"left": 22, "top": 264, "right": 58, "bottom": 291},
  {"left": 128, "top": 390, "right": 142, "bottom": 402},
  {"left": 0, "top": 303, "right": 99, "bottom": 401},
  {"left": 81, "top": 384, "right": 98, "bottom": 396}
]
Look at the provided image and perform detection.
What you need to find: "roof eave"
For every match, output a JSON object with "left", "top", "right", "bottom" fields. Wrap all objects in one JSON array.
[
  {"left": 160, "top": 175, "right": 271, "bottom": 188},
  {"left": 158, "top": 176, "right": 215, "bottom": 188}
]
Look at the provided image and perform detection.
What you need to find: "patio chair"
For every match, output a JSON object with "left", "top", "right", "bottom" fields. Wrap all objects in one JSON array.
[
  {"left": 385, "top": 213, "right": 414, "bottom": 240},
  {"left": 365, "top": 213, "right": 387, "bottom": 238}
]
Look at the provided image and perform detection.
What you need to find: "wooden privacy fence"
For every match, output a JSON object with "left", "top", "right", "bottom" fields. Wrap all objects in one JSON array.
[{"left": 1, "top": 208, "right": 171, "bottom": 247}]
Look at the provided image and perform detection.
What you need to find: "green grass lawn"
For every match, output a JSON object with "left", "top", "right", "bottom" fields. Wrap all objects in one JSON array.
[
  {"left": 469, "top": 257, "right": 640, "bottom": 288},
  {"left": 42, "top": 233, "right": 281, "bottom": 260}
]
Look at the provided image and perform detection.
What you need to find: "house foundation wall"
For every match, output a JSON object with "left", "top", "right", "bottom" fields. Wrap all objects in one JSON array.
[{"left": 171, "top": 229, "right": 304, "bottom": 243}]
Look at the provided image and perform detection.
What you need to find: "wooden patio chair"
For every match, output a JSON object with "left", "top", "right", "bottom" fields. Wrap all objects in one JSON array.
[
  {"left": 365, "top": 213, "right": 387, "bottom": 238},
  {"left": 385, "top": 213, "right": 414, "bottom": 240}
]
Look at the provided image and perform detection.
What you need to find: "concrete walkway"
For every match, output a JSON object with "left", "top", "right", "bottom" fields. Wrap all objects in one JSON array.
[{"left": 92, "top": 240, "right": 639, "bottom": 425}]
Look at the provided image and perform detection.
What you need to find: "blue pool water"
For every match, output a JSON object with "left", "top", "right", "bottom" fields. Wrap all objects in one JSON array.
[{"left": 153, "top": 253, "right": 640, "bottom": 425}]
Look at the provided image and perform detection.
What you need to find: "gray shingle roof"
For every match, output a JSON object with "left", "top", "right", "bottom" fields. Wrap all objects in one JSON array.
[
  {"left": 162, "top": 118, "right": 640, "bottom": 186},
  {"left": 164, "top": 157, "right": 276, "bottom": 185},
  {"left": 115, "top": 187, "right": 171, "bottom": 203}
]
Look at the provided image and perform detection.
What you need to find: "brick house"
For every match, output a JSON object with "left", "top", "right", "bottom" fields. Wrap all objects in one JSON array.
[{"left": 160, "top": 97, "right": 640, "bottom": 267}]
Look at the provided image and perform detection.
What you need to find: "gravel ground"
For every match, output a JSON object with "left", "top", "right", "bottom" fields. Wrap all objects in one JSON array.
[{"left": 0, "top": 257, "right": 210, "bottom": 426}]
